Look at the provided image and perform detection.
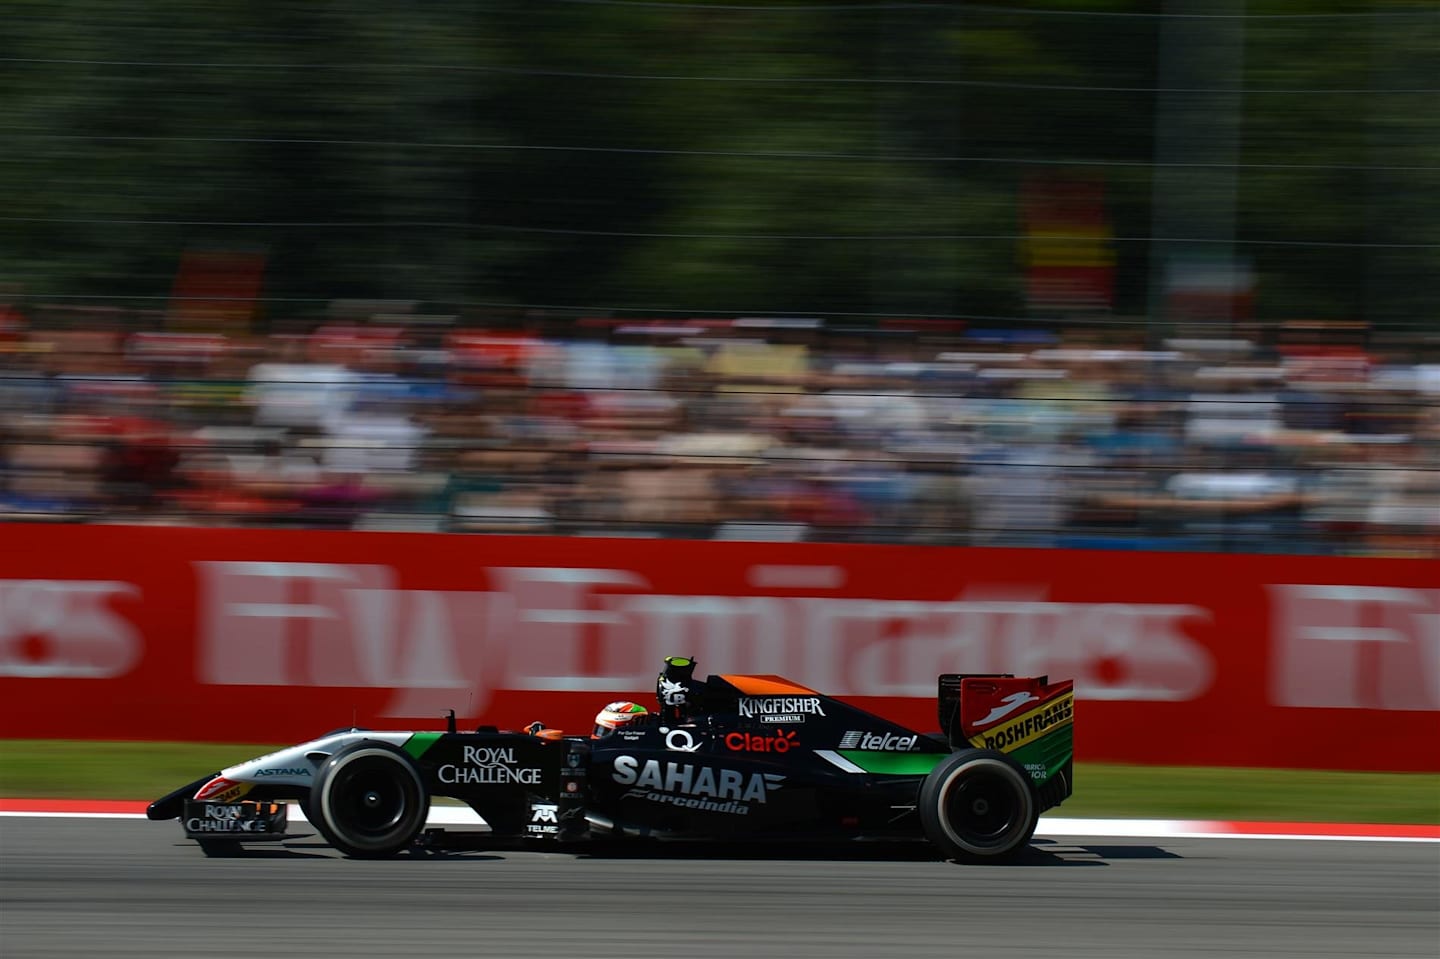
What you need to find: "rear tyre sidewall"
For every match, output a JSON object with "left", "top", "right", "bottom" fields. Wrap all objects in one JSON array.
[
  {"left": 310, "top": 741, "right": 428, "bottom": 858},
  {"left": 919, "top": 749, "right": 1037, "bottom": 863}
]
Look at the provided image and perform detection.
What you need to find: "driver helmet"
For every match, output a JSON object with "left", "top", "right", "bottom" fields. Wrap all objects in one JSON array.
[{"left": 592, "top": 701, "right": 649, "bottom": 739}]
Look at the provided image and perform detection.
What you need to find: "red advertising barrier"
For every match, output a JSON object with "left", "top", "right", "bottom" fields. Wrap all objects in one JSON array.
[{"left": 0, "top": 525, "right": 1436, "bottom": 771}]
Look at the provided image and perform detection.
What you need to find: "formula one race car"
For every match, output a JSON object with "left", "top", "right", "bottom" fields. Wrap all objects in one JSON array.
[{"left": 147, "top": 658, "right": 1074, "bottom": 863}]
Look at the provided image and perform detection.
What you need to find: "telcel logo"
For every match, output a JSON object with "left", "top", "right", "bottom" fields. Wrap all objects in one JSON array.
[
  {"left": 838, "top": 731, "right": 917, "bottom": 751},
  {"left": 724, "top": 729, "right": 798, "bottom": 753}
]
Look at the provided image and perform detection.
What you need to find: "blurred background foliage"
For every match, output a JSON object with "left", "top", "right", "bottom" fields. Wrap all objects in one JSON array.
[{"left": 1, "top": 0, "right": 1436, "bottom": 327}]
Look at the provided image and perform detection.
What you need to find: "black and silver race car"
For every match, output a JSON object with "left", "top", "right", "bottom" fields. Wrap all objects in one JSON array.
[{"left": 147, "top": 658, "right": 1074, "bottom": 863}]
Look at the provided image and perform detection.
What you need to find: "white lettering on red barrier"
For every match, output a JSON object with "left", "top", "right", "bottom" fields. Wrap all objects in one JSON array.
[
  {"left": 196, "top": 562, "right": 488, "bottom": 715},
  {"left": 488, "top": 566, "right": 649, "bottom": 693},
  {"left": 0, "top": 580, "right": 140, "bottom": 679},
  {"left": 1269, "top": 585, "right": 1440, "bottom": 710},
  {"left": 193, "top": 561, "right": 1217, "bottom": 714},
  {"left": 794, "top": 593, "right": 1213, "bottom": 702},
  {"left": 198, "top": 561, "right": 393, "bottom": 687}
]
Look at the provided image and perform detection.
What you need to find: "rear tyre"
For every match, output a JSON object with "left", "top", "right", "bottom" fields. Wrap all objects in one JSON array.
[
  {"left": 918, "top": 749, "right": 1038, "bottom": 863},
  {"left": 310, "top": 741, "right": 428, "bottom": 858}
]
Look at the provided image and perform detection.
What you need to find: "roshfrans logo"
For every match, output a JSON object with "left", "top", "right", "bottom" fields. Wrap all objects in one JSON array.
[
  {"left": 612, "top": 756, "right": 784, "bottom": 815},
  {"left": 976, "top": 691, "right": 1039, "bottom": 726},
  {"left": 194, "top": 777, "right": 250, "bottom": 802},
  {"left": 738, "top": 696, "right": 825, "bottom": 724},
  {"left": 837, "top": 731, "right": 917, "bottom": 751},
  {"left": 977, "top": 694, "right": 1074, "bottom": 752}
]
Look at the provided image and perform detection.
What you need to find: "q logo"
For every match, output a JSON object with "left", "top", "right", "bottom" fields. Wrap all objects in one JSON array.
[{"left": 660, "top": 726, "right": 702, "bottom": 753}]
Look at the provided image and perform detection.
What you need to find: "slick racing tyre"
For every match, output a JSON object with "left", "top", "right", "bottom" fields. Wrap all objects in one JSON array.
[
  {"left": 918, "top": 749, "right": 1038, "bottom": 863},
  {"left": 310, "top": 741, "right": 429, "bottom": 858},
  {"left": 299, "top": 795, "right": 320, "bottom": 829}
]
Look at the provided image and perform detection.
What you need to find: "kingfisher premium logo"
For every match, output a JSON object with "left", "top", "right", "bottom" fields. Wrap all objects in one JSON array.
[{"left": 738, "top": 696, "right": 825, "bottom": 724}]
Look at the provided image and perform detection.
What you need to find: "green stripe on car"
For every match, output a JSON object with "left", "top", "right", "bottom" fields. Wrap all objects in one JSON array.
[
  {"left": 402, "top": 732, "right": 443, "bottom": 759},
  {"left": 837, "top": 751, "right": 947, "bottom": 776}
]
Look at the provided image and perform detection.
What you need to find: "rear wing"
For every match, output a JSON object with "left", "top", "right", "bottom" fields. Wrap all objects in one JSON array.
[{"left": 938, "top": 673, "right": 1074, "bottom": 809}]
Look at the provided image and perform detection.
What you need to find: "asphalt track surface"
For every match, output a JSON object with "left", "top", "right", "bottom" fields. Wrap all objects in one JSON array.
[{"left": 2, "top": 818, "right": 1437, "bottom": 959}]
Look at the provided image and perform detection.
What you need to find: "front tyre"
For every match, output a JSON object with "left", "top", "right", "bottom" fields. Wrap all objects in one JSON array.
[
  {"left": 310, "top": 741, "right": 429, "bottom": 858},
  {"left": 918, "top": 749, "right": 1038, "bottom": 863}
]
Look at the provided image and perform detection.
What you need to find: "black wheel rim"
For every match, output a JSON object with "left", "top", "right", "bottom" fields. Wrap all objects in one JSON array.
[
  {"left": 331, "top": 757, "right": 413, "bottom": 839},
  {"left": 943, "top": 767, "right": 1022, "bottom": 849}
]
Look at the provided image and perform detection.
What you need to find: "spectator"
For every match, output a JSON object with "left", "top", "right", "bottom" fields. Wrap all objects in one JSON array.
[{"left": 0, "top": 306, "right": 1432, "bottom": 556}]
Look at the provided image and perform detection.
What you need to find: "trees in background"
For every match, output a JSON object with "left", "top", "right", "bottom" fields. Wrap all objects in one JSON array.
[{"left": 2, "top": 0, "right": 1434, "bottom": 330}]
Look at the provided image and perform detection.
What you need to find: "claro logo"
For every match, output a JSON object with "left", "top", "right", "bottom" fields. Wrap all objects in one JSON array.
[
  {"left": 0, "top": 580, "right": 141, "bottom": 678},
  {"left": 194, "top": 562, "right": 1219, "bottom": 714}
]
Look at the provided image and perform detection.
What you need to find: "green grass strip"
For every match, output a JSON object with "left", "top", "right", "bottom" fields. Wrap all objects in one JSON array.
[
  {"left": 1, "top": 740, "right": 1436, "bottom": 824},
  {"left": 1062, "top": 763, "right": 1440, "bottom": 824}
]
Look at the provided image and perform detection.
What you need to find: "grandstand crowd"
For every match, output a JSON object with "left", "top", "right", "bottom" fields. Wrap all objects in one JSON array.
[{"left": 1, "top": 302, "right": 1436, "bottom": 556}]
